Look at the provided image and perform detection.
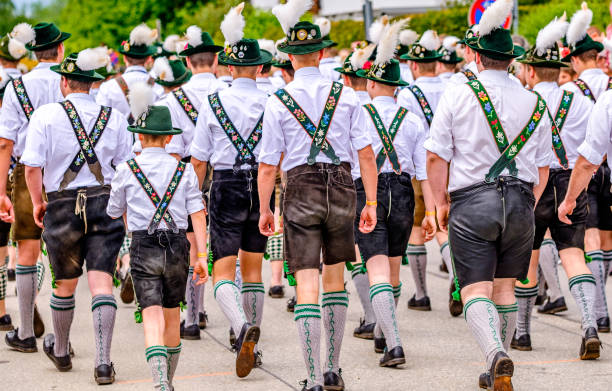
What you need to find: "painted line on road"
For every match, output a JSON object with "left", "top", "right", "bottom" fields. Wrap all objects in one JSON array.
[{"left": 115, "top": 371, "right": 233, "bottom": 384}]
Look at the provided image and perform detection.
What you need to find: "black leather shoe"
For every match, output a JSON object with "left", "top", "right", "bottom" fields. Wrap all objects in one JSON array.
[
  {"left": 448, "top": 282, "right": 463, "bottom": 317},
  {"left": 229, "top": 327, "right": 236, "bottom": 346},
  {"left": 268, "top": 285, "right": 285, "bottom": 298},
  {"left": 0, "top": 314, "right": 13, "bottom": 331},
  {"left": 353, "top": 319, "right": 375, "bottom": 340},
  {"left": 120, "top": 273, "right": 134, "bottom": 304},
  {"left": 534, "top": 294, "right": 546, "bottom": 306},
  {"left": 94, "top": 363, "right": 116, "bottom": 385},
  {"left": 510, "top": 333, "right": 532, "bottom": 351},
  {"left": 180, "top": 320, "right": 200, "bottom": 340},
  {"left": 234, "top": 323, "right": 260, "bottom": 378},
  {"left": 597, "top": 317, "right": 610, "bottom": 333},
  {"left": 7, "top": 268, "right": 15, "bottom": 281},
  {"left": 537, "top": 297, "right": 567, "bottom": 315},
  {"left": 580, "top": 327, "right": 601, "bottom": 360},
  {"left": 323, "top": 369, "right": 344, "bottom": 390},
  {"left": 407, "top": 295, "right": 431, "bottom": 311},
  {"left": 287, "top": 296, "right": 296, "bottom": 312},
  {"left": 33, "top": 305, "right": 44, "bottom": 338},
  {"left": 300, "top": 380, "right": 323, "bottom": 391},
  {"left": 379, "top": 346, "right": 406, "bottom": 367},
  {"left": 43, "top": 334, "right": 72, "bottom": 372},
  {"left": 488, "top": 351, "right": 514, "bottom": 391},
  {"left": 198, "top": 311, "right": 208, "bottom": 330},
  {"left": 374, "top": 336, "right": 386, "bottom": 354},
  {"left": 254, "top": 350, "right": 263, "bottom": 367},
  {"left": 478, "top": 372, "right": 490, "bottom": 389},
  {"left": 5, "top": 328, "right": 37, "bottom": 352}
]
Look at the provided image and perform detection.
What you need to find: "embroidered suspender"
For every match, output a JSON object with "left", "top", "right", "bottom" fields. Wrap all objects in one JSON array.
[
  {"left": 208, "top": 92, "right": 263, "bottom": 169},
  {"left": 540, "top": 90, "right": 572, "bottom": 169},
  {"left": 363, "top": 104, "right": 408, "bottom": 174},
  {"left": 573, "top": 79, "right": 596, "bottom": 103},
  {"left": 274, "top": 82, "right": 343, "bottom": 165},
  {"left": 58, "top": 101, "right": 108, "bottom": 191},
  {"left": 408, "top": 85, "right": 434, "bottom": 127},
  {"left": 462, "top": 69, "right": 477, "bottom": 81},
  {"left": 173, "top": 88, "right": 198, "bottom": 125},
  {"left": 127, "top": 159, "right": 186, "bottom": 234},
  {"left": 608, "top": 76, "right": 612, "bottom": 91},
  {"left": 11, "top": 78, "right": 34, "bottom": 121}
]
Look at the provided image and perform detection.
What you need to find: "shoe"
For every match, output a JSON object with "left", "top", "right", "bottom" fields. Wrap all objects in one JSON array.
[
  {"left": 579, "top": 327, "right": 601, "bottom": 360},
  {"left": 7, "top": 268, "right": 15, "bottom": 281},
  {"left": 94, "top": 363, "right": 116, "bottom": 385},
  {"left": 43, "top": 334, "right": 72, "bottom": 372},
  {"left": 478, "top": 372, "right": 490, "bottom": 389},
  {"left": 299, "top": 380, "right": 323, "bottom": 391},
  {"left": 379, "top": 346, "right": 406, "bottom": 367},
  {"left": 0, "top": 314, "right": 14, "bottom": 331},
  {"left": 374, "top": 337, "right": 386, "bottom": 354},
  {"left": 254, "top": 350, "right": 263, "bottom": 367},
  {"left": 597, "top": 317, "right": 610, "bottom": 333},
  {"left": 33, "top": 305, "right": 44, "bottom": 338},
  {"left": 268, "top": 285, "right": 285, "bottom": 298},
  {"left": 286, "top": 296, "right": 296, "bottom": 312},
  {"left": 323, "top": 369, "right": 344, "bottom": 390},
  {"left": 448, "top": 282, "right": 463, "bottom": 317},
  {"left": 234, "top": 323, "right": 260, "bottom": 378},
  {"left": 353, "top": 319, "right": 375, "bottom": 340},
  {"left": 487, "top": 351, "right": 514, "bottom": 391},
  {"left": 5, "top": 328, "right": 37, "bottom": 352},
  {"left": 534, "top": 294, "right": 546, "bottom": 306},
  {"left": 180, "top": 320, "right": 200, "bottom": 340},
  {"left": 510, "top": 333, "right": 532, "bottom": 351},
  {"left": 407, "top": 295, "right": 431, "bottom": 311},
  {"left": 198, "top": 311, "right": 208, "bottom": 330},
  {"left": 119, "top": 273, "right": 134, "bottom": 304},
  {"left": 229, "top": 327, "right": 236, "bottom": 346},
  {"left": 537, "top": 297, "right": 567, "bottom": 315},
  {"left": 439, "top": 262, "right": 448, "bottom": 273}
]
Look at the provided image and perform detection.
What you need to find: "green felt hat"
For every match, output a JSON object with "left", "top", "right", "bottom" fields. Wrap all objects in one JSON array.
[
  {"left": 155, "top": 59, "right": 192, "bottom": 87},
  {"left": 272, "top": 58, "right": 293, "bottom": 69},
  {"left": 25, "top": 22, "right": 70, "bottom": 51},
  {"left": 401, "top": 31, "right": 443, "bottom": 62},
  {"left": 95, "top": 64, "right": 118, "bottom": 79},
  {"left": 118, "top": 24, "right": 158, "bottom": 58},
  {"left": 356, "top": 58, "right": 408, "bottom": 87},
  {"left": 335, "top": 53, "right": 357, "bottom": 76},
  {"left": 179, "top": 27, "right": 223, "bottom": 57},
  {"left": 128, "top": 106, "right": 183, "bottom": 135},
  {"left": 0, "top": 34, "right": 28, "bottom": 61},
  {"left": 277, "top": 22, "right": 335, "bottom": 55},
  {"left": 458, "top": 25, "right": 478, "bottom": 45},
  {"left": 152, "top": 42, "right": 167, "bottom": 59},
  {"left": 438, "top": 47, "right": 464, "bottom": 64},
  {"left": 118, "top": 40, "right": 156, "bottom": 58},
  {"left": 50, "top": 52, "right": 104, "bottom": 82},
  {"left": 467, "top": 28, "right": 525, "bottom": 60},
  {"left": 518, "top": 43, "right": 568, "bottom": 68},
  {"left": 561, "top": 33, "right": 603, "bottom": 62},
  {"left": 218, "top": 39, "right": 273, "bottom": 66}
]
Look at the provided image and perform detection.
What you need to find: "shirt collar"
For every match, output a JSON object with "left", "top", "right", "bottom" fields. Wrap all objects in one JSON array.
[
  {"left": 64, "top": 93, "right": 94, "bottom": 102},
  {"left": 466, "top": 61, "right": 478, "bottom": 74},
  {"left": 233, "top": 78, "right": 257, "bottom": 89},
  {"left": 372, "top": 96, "right": 396, "bottom": 104},
  {"left": 191, "top": 72, "right": 216, "bottom": 81},
  {"left": 125, "top": 65, "right": 148, "bottom": 74},
  {"left": 320, "top": 58, "right": 336, "bottom": 64},
  {"left": 141, "top": 147, "right": 168, "bottom": 155},
  {"left": 256, "top": 77, "right": 272, "bottom": 84},
  {"left": 295, "top": 67, "right": 322, "bottom": 80},
  {"left": 580, "top": 68, "right": 606, "bottom": 78},
  {"left": 478, "top": 69, "right": 512, "bottom": 84},
  {"left": 533, "top": 81, "right": 558, "bottom": 93},
  {"left": 356, "top": 90, "right": 370, "bottom": 98},
  {"left": 416, "top": 76, "right": 440, "bottom": 83},
  {"left": 33, "top": 62, "right": 57, "bottom": 70}
]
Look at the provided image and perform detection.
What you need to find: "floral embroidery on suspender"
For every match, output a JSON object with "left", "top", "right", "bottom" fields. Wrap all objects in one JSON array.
[
  {"left": 549, "top": 90, "right": 572, "bottom": 169},
  {"left": 66, "top": 105, "right": 111, "bottom": 171},
  {"left": 408, "top": 85, "right": 434, "bottom": 127},
  {"left": 173, "top": 88, "right": 199, "bottom": 125},
  {"left": 11, "top": 78, "right": 34, "bottom": 121},
  {"left": 573, "top": 79, "right": 596, "bottom": 103},
  {"left": 363, "top": 104, "right": 407, "bottom": 174},
  {"left": 462, "top": 69, "right": 477, "bottom": 81}
]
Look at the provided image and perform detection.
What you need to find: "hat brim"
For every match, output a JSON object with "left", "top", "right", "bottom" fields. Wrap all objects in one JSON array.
[
  {"left": 179, "top": 45, "right": 224, "bottom": 57},
  {"left": 517, "top": 58, "right": 568, "bottom": 68},
  {"left": 400, "top": 53, "right": 443, "bottom": 62},
  {"left": 277, "top": 40, "right": 335, "bottom": 55},
  {"left": 355, "top": 69, "right": 408, "bottom": 87},
  {"left": 218, "top": 50, "right": 273, "bottom": 67},
  {"left": 26, "top": 32, "right": 71, "bottom": 51},
  {"left": 118, "top": 46, "right": 157, "bottom": 58},
  {"left": 155, "top": 69, "right": 193, "bottom": 87},
  {"left": 272, "top": 61, "right": 293, "bottom": 69},
  {"left": 336, "top": 67, "right": 357, "bottom": 76},
  {"left": 467, "top": 41, "right": 526, "bottom": 60},
  {"left": 561, "top": 41, "right": 604, "bottom": 62},
  {"left": 50, "top": 65, "right": 105, "bottom": 82},
  {"left": 439, "top": 57, "right": 464, "bottom": 65},
  {"left": 127, "top": 126, "right": 183, "bottom": 135}
]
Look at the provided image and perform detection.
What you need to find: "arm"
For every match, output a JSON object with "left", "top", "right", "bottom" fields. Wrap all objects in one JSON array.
[
  {"left": 190, "top": 157, "right": 208, "bottom": 189},
  {"left": 0, "top": 139, "right": 14, "bottom": 222},
  {"left": 419, "top": 179, "right": 437, "bottom": 241},
  {"left": 257, "top": 162, "right": 278, "bottom": 236},
  {"left": 357, "top": 146, "right": 377, "bottom": 233},
  {"left": 24, "top": 166, "right": 45, "bottom": 228},
  {"left": 558, "top": 156, "right": 598, "bottom": 224},
  {"left": 190, "top": 209, "right": 209, "bottom": 285},
  {"left": 426, "top": 151, "right": 450, "bottom": 232},
  {"left": 533, "top": 166, "right": 549, "bottom": 205}
]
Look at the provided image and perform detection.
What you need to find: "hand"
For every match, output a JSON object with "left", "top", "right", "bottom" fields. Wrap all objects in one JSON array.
[
  {"left": 33, "top": 202, "right": 47, "bottom": 228},
  {"left": 0, "top": 194, "right": 14, "bottom": 223},
  {"left": 436, "top": 203, "right": 450, "bottom": 233},
  {"left": 422, "top": 214, "right": 437, "bottom": 242},
  {"left": 258, "top": 208, "right": 275, "bottom": 236},
  {"left": 193, "top": 259, "right": 209, "bottom": 285},
  {"left": 201, "top": 199, "right": 208, "bottom": 216},
  {"left": 558, "top": 198, "right": 575, "bottom": 225},
  {"left": 359, "top": 204, "right": 377, "bottom": 234}
]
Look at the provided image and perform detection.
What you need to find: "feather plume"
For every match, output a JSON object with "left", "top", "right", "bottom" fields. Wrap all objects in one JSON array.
[
  {"left": 0, "top": 68, "right": 9, "bottom": 90},
  {"left": 221, "top": 2, "right": 246, "bottom": 46},
  {"left": 368, "top": 15, "right": 390, "bottom": 44},
  {"left": 128, "top": 82, "right": 155, "bottom": 120},
  {"left": 275, "top": 39, "right": 290, "bottom": 61},
  {"left": 153, "top": 57, "right": 174, "bottom": 82},
  {"left": 10, "top": 23, "right": 35, "bottom": 44},
  {"left": 272, "top": 0, "right": 313, "bottom": 34},
  {"left": 76, "top": 48, "right": 109, "bottom": 71},
  {"left": 258, "top": 39, "right": 276, "bottom": 55},
  {"left": 350, "top": 43, "right": 376, "bottom": 70},
  {"left": 535, "top": 13, "right": 569, "bottom": 55},
  {"left": 162, "top": 34, "right": 181, "bottom": 53},
  {"left": 477, "top": 0, "right": 513, "bottom": 37},
  {"left": 314, "top": 17, "right": 331, "bottom": 37},
  {"left": 566, "top": 2, "right": 592, "bottom": 46},
  {"left": 129, "top": 24, "right": 157, "bottom": 46},
  {"left": 175, "top": 38, "right": 189, "bottom": 54},
  {"left": 399, "top": 29, "right": 418, "bottom": 46},
  {"left": 442, "top": 36, "right": 460, "bottom": 52},
  {"left": 90, "top": 46, "right": 113, "bottom": 73},
  {"left": 602, "top": 37, "right": 612, "bottom": 53},
  {"left": 375, "top": 19, "right": 408, "bottom": 66},
  {"left": 419, "top": 30, "right": 440, "bottom": 51},
  {"left": 8, "top": 39, "right": 27, "bottom": 60},
  {"left": 186, "top": 26, "right": 203, "bottom": 47}
]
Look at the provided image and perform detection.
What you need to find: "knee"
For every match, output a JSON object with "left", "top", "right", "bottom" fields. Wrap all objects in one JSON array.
[{"left": 492, "top": 279, "right": 517, "bottom": 304}]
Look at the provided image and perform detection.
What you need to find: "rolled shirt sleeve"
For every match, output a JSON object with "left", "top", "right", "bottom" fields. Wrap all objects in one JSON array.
[
  {"left": 577, "top": 91, "right": 612, "bottom": 166},
  {"left": 106, "top": 163, "right": 128, "bottom": 219},
  {"left": 413, "top": 119, "right": 428, "bottom": 180},
  {"left": 534, "top": 110, "right": 554, "bottom": 168},
  {"left": 19, "top": 106, "right": 49, "bottom": 168},
  {"left": 189, "top": 104, "right": 214, "bottom": 162},
  {"left": 424, "top": 89, "right": 454, "bottom": 162},
  {"left": 258, "top": 97, "right": 285, "bottom": 166},
  {"left": 184, "top": 164, "right": 205, "bottom": 215},
  {"left": 0, "top": 83, "right": 23, "bottom": 143}
]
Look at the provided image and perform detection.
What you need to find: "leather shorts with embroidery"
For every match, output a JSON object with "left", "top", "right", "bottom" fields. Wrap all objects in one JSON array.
[{"left": 11, "top": 163, "right": 42, "bottom": 241}]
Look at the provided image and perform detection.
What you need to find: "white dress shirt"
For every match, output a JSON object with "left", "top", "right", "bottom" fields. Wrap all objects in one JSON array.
[
  {"left": 356, "top": 90, "right": 371, "bottom": 105},
  {"left": 259, "top": 67, "right": 371, "bottom": 171},
  {"left": 96, "top": 66, "right": 160, "bottom": 118},
  {"left": 21, "top": 93, "right": 133, "bottom": 192},
  {"left": 107, "top": 147, "right": 204, "bottom": 232},
  {"left": 256, "top": 77, "right": 277, "bottom": 95},
  {"left": 397, "top": 76, "right": 446, "bottom": 131},
  {"left": 0, "top": 62, "right": 62, "bottom": 157},
  {"left": 270, "top": 75, "right": 286, "bottom": 89},
  {"left": 319, "top": 58, "right": 342, "bottom": 82},
  {"left": 190, "top": 78, "right": 268, "bottom": 170},
  {"left": 399, "top": 62, "right": 414, "bottom": 85},
  {"left": 438, "top": 72, "right": 454, "bottom": 85},
  {"left": 446, "top": 61, "right": 479, "bottom": 86},
  {"left": 533, "top": 81, "right": 592, "bottom": 169},
  {"left": 425, "top": 70, "right": 553, "bottom": 192},
  {"left": 218, "top": 75, "right": 233, "bottom": 88},
  {"left": 3, "top": 67, "right": 22, "bottom": 79},
  {"left": 562, "top": 68, "right": 610, "bottom": 101},
  {"left": 159, "top": 72, "right": 227, "bottom": 158},
  {"left": 577, "top": 89, "right": 612, "bottom": 174}
]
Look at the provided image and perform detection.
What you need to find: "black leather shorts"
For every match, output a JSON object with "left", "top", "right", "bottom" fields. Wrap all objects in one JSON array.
[{"left": 586, "top": 162, "right": 612, "bottom": 230}]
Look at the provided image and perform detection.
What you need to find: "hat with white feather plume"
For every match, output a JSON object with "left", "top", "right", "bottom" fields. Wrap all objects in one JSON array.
[
  {"left": 562, "top": 2, "right": 603, "bottom": 61},
  {"left": 396, "top": 28, "right": 417, "bottom": 57},
  {"left": 0, "top": 23, "right": 34, "bottom": 61},
  {"left": 128, "top": 83, "right": 182, "bottom": 135},
  {"left": 271, "top": 39, "right": 293, "bottom": 69},
  {"left": 153, "top": 34, "right": 182, "bottom": 58},
  {"left": 335, "top": 42, "right": 376, "bottom": 76},
  {"left": 90, "top": 46, "right": 117, "bottom": 79},
  {"left": 153, "top": 57, "right": 192, "bottom": 87},
  {"left": 119, "top": 24, "right": 158, "bottom": 58},
  {"left": 314, "top": 17, "right": 337, "bottom": 47},
  {"left": 518, "top": 14, "right": 568, "bottom": 68},
  {"left": 50, "top": 49, "right": 106, "bottom": 82},
  {"left": 273, "top": 0, "right": 334, "bottom": 55},
  {"left": 179, "top": 24, "right": 223, "bottom": 57},
  {"left": 438, "top": 36, "right": 464, "bottom": 64},
  {"left": 24, "top": 22, "right": 70, "bottom": 51},
  {"left": 401, "top": 30, "right": 443, "bottom": 62}
]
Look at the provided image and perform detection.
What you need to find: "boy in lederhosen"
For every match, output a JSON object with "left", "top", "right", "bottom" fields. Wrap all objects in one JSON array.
[
  {"left": 21, "top": 49, "right": 131, "bottom": 384},
  {"left": 108, "top": 100, "right": 208, "bottom": 391},
  {"left": 0, "top": 68, "right": 13, "bottom": 331},
  {"left": 258, "top": 1, "right": 378, "bottom": 389}
]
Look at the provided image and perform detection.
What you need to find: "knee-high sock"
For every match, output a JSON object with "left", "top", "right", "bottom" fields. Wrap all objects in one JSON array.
[
  {"left": 214, "top": 280, "right": 247, "bottom": 335},
  {"left": 464, "top": 298, "right": 504, "bottom": 369},
  {"left": 539, "top": 240, "right": 563, "bottom": 301},
  {"left": 295, "top": 304, "right": 322, "bottom": 389},
  {"left": 351, "top": 266, "right": 376, "bottom": 324},
  {"left": 146, "top": 346, "right": 170, "bottom": 391},
  {"left": 496, "top": 303, "right": 518, "bottom": 351},
  {"left": 603, "top": 250, "right": 612, "bottom": 281},
  {"left": 370, "top": 283, "right": 402, "bottom": 351},
  {"left": 322, "top": 291, "right": 348, "bottom": 374},
  {"left": 586, "top": 251, "right": 608, "bottom": 320},
  {"left": 569, "top": 274, "right": 597, "bottom": 335},
  {"left": 0, "top": 263, "right": 6, "bottom": 301},
  {"left": 50, "top": 294, "right": 75, "bottom": 357},
  {"left": 241, "top": 283, "right": 265, "bottom": 327},
  {"left": 16, "top": 265, "right": 37, "bottom": 339},
  {"left": 440, "top": 241, "right": 454, "bottom": 282},
  {"left": 91, "top": 295, "right": 116, "bottom": 366},
  {"left": 166, "top": 343, "right": 181, "bottom": 388},
  {"left": 373, "top": 284, "right": 400, "bottom": 339},
  {"left": 407, "top": 245, "right": 427, "bottom": 299},
  {"left": 515, "top": 286, "right": 538, "bottom": 337},
  {"left": 234, "top": 259, "right": 242, "bottom": 292},
  {"left": 197, "top": 279, "right": 205, "bottom": 314},
  {"left": 185, "top": 267, "right": 198, "bottom": 327},
  {"left": 36, "top": 260, "right": 45, "bottom": 292}
]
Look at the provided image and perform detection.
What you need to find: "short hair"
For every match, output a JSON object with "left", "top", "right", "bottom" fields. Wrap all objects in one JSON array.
[
  {"left": 66, "top": 78, "right": 93, "bottom": 91},
  {"left": 480, "top": 54, "right": 513, "bottom": 70},
  {"left": 141, "top": 134, "right": 168, "bottom": 144},
  {"left": 576, "top": 49, "right": 598, "bottom": 63},
  {"left": 416, "top": 61, "right": 437, "bottom": 74},
  {"left": 261, "top": 63, "right": 272, "bottom": 74},
  {"left": 533, "top": 66, "right": 560, "bottom": 82},
  {"left": 347, "top": 74, "right": 367, "bottom": 89},
  {"left": 282, "top": 68, "right": 295, "bottom": 78},
  {"left": 560, "top": 67, "right": 576, "bottom": 77},
  {"left": 188, "top": 52, "right": 216, "bottom": 68},
  {"left": 124, "top": 55, "right": 148, "bottom": 66},
  {"left": 34, "top": 45, "right": 60, "bottom": 61},
  {"left": 511, "top": 34, "right": 530, "bottom": 50},
  {"left": 440, "top": 62, "right": 456, "bottom": 72}
]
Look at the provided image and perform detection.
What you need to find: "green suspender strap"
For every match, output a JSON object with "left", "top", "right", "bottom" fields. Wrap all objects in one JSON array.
[
  {"left": 208, "top": 92, "right": 263, "bottom": 168},
  {"left": 173, "top": 87, "right": 198, "bottom": 126},
  {"left": 467, "top": 79, "right": 518, "bottom": 178},
  {"left": 608, "top": 76, "right": 612, "bottom": 91},
  {"left": 58, "top": 100, "right": 108, "bottom": 191},
  {"left": 11, "top": 78, "right": 34, "bottom": 121},
  {"left": 462, "top": 69, "right": 477, "bottom": 81},
  {"left": 573, "top": 79, "right": 596, "bottom": 103},
  {"left": 127, "top": 159, "right": 187, "bottom": 234},
  {"left": 274, "top": 82, "right": 343, "bottom": 165},
  {"left": 408, "top": 85, "right": 434, "bottom": 127},
  {"left": 535, "top": 90, "right": 571, "bottom": 169},
  {"left": 363, "top": 104, "right": 407, "bottom": 174}
]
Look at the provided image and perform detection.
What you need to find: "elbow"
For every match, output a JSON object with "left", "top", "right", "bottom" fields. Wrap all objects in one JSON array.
[{"left": 0, "top": 138, "right": 13, "bottom": 153}]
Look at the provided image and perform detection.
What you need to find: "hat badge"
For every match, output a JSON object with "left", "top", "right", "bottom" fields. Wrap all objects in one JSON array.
[
  {"left": 297, "top": 29, "right": 308, "bottom": 41},
  {"left": 123, "top": 41, "right": 130, "bottom": 52},
  {"left": 66, "top": 62, "right": 75, "bottom": 73}
]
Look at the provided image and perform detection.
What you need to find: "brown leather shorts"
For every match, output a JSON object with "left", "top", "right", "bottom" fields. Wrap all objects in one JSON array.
[
  {"left": 11, "top": 163, "right": 42, "bottom": 242},
  {"left": 412, "top": 177, "right": 425, "bottom": 227}
]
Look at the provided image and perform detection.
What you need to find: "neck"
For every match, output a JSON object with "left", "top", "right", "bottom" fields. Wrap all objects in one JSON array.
[
  {"left": 191, "top": 66, "right": 213, "bottom": 74},
  {"left": 577, "top": 62, "right": 598, "bottom": 76},
  {"left": 142, "top": 142, "right": 167, "bottom": 148}
]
